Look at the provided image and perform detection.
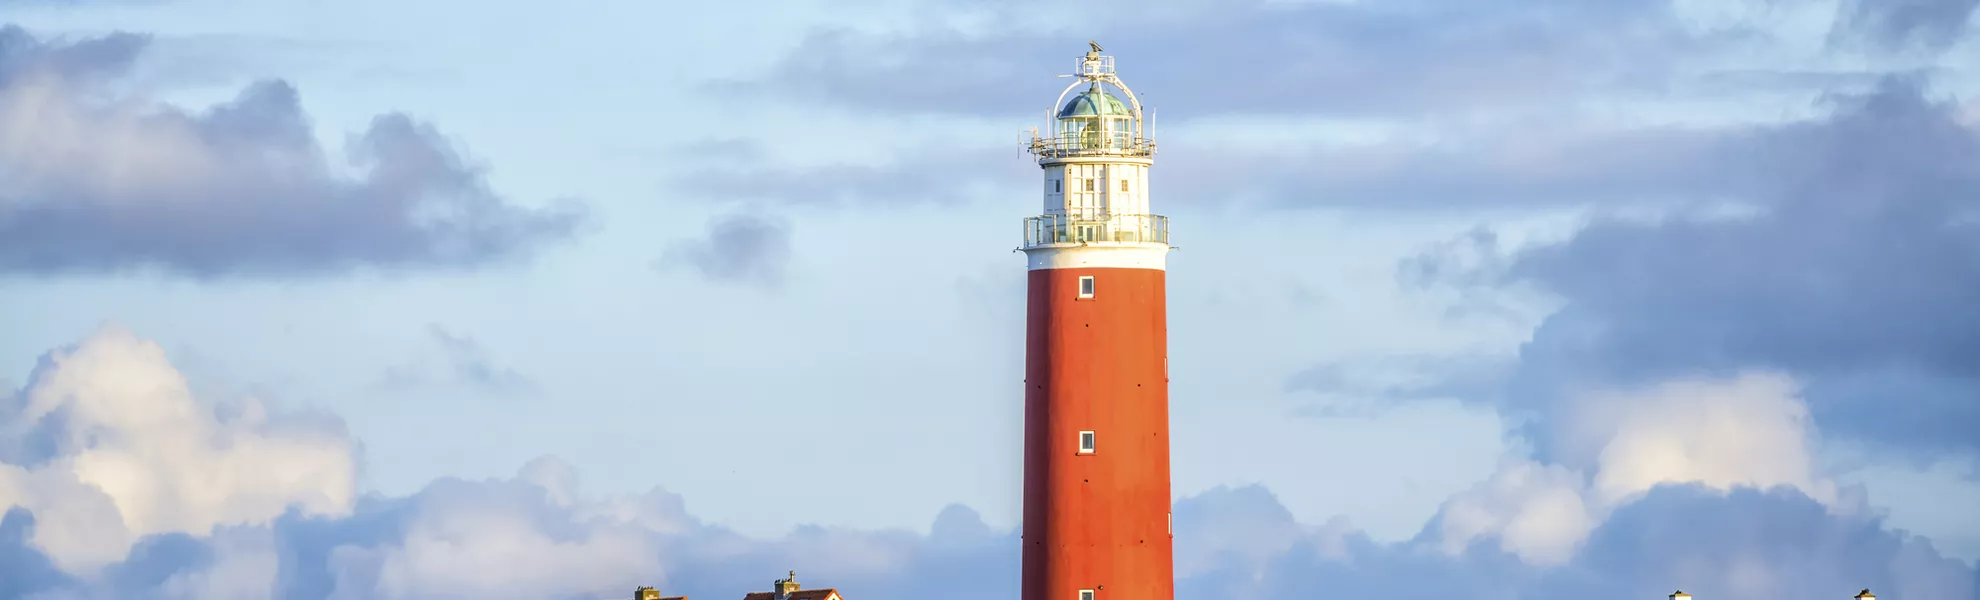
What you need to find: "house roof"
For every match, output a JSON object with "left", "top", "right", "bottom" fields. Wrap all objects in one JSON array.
[{"left": 634, "top": 586, "right": 685, "bottom": 600}]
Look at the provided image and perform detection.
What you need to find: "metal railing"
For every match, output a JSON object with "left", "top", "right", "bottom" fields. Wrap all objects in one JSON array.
[
  {"left": 1027, "top": 134, "right": 1157, "bottom": 158},
  {"left": 1022, "top": 213, "right": 1170, "bottom": 248}
]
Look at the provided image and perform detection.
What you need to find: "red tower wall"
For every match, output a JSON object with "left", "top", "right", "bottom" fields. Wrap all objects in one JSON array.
[{"left": 1022, "top": 265, "right": 1173, "bottom": 600}]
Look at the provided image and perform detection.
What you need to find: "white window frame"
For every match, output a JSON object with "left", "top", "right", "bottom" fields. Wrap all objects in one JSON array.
[
  {"left": 1078, "top": 430, "right": 1096, "bottom": 454},
  {"left": 1120, "top": 179, "right": 1129, "bottom": 192},
  {"left": 1078, "top": 276, "right": 1095, "bottom": 299},
  {"left": 1084, "top": 178, "right": 1095, "bottom": 192},
  {"left": 1079, "top": 590, "right": 1095, "bottom": 600}
]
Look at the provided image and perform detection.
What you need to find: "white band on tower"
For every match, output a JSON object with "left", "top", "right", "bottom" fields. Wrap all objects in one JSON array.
[{"left": 1026, "top": 246, "right": 1169, "bottom": 271}]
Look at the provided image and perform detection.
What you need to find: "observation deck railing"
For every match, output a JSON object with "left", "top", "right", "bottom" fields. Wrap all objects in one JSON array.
[
  {"left": 1022, "top": 213, "right": 1170, "bottom": 248},
  {"left": 1027, "top": 134, "right": 1157, "bottom": 159}
]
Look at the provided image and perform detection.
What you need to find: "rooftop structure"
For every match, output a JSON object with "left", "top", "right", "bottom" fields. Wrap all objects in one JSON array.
[
  {"left": 740, "top": 571, "right": 843, "bottom": 600},
  {"left": 1025, "top": 41, "right": 1156, "bottom": 161},
  {"left": 632, "top": 587, "right": 684, "bottom": 600}
]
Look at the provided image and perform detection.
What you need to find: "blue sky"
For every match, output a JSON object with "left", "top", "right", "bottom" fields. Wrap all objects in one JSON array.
[{"left": 1, "top": 0, "right": 1978, "bottom": 598}]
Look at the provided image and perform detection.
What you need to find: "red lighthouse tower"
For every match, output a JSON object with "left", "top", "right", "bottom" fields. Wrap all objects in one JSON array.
[{"left": 1019, "top": 43, "right": 1173, "bottom": 600}]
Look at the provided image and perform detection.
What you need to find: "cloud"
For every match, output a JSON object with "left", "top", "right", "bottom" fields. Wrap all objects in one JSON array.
[
  {"left": 0, "top": 25, "right": 585, "bottom": 278},
  {"left": 0, "top": 509, "right": 74, "bottom": 598},
  {"left": 723, "top": 0, "right": 1743, "bottom": 120},
  {"left": 1537, "top": 484, "right": 1970, "bottom": 600},
  {"left": 0, "top": 325, "right": 357, "bottom": 576},
  {"left": 1285, "top": 354, "right": 1516, "bottom": 418},
  {"left": 374, "top": 326, "right": 539, "bottom": 396},
  {"left": 1169, "top": 122, "right": 1767, "bottom": 211},
  {"left": 0, "top": 329, "right": 1971, "bottom": 600},
  {"left": 321, "top": 462, "right": 667, "bottom": 600},
  {"left": 705, "top": 0, "right": 1976, "bottom": 215},
  {"left": 1829, "top": 0, "right": 1980, "bottom": 55},
  {"left": 656, "top": 211, "right": 793, "bottom": 287},
  {"left": 1428, "top": 372, "right": 1840, "bottom": 566},
  {"left": 1398, "top": 76, "right": 1980, "bottom": 461}
]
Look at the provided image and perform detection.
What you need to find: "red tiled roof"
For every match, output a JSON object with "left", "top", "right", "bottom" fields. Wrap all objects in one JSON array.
[{"left": 742, "top": 590, "right": 838, "bottom": 600}]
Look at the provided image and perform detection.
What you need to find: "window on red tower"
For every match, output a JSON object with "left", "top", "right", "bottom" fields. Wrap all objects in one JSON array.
[
  {"left": 1078, "top": 430, "right": 1095, "bottom": 454},
  {"left": 1080, "top": 590, "right": 1095, "bottom": 600},
  {"left": 1078, "top": 276, "right": 1095, "bottom": 299}
]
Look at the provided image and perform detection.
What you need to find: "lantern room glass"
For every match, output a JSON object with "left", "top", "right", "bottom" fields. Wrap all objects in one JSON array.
[{"left": 1057, "top": 87, "right": 1135, "bottom": 153}]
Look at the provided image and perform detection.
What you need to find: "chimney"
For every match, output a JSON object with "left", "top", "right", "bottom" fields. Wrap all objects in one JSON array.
[
  {"left": 773, "top": 571, "right": 801, "bottom": 600},
  {"left": 635, "top": 587, "right": 661, "bottom": 600},
  {"left": 1855, "top": 590, "right": 1876, "bottom": 600},
  {"left": 1670, "top": 591, "right": 1692, "bottom": 600}
]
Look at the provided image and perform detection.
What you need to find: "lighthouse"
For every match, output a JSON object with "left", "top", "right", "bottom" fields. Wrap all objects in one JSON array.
[{"left": 1019, "top": 43, "right": 1174, "bottom": 600}]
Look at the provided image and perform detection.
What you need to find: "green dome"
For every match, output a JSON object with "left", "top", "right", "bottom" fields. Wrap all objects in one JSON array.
[{"left": 1058, "top": 87, "right": 1131, "bottom": 119}]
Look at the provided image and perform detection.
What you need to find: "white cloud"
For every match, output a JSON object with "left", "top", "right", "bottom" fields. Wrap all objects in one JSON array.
[
  {"left": 325, "top": 477, "right": 665, "bottom": 600},
  {"left": 154, "top": 527, "right": 286, "bottom": 600},
  {"left": 1436, "top": 460, "right": 1594, "bottom": 565},
  {"left": 1582, "top": 373, "right": 1837, "bottom": 507},
  {"left": 1432, "top": 371, "right": 1844, "bottom": 566},
  {"left": 0, "top": 324, "right": 357, "bottom": 574}
]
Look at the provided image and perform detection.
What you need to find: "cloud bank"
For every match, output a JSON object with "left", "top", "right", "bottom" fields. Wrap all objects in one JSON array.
[
  {"left": 726, "top": 0, "right": 1736, "bottom": 120},
  {"left": 0, "top": 328, "right": 1970, "bottom": 600},
  {"left": 1388, "top": 76, "right": 1980, "bottom": 463},
  {"left": 0, "top": 25, "right": 585, "bottom": 278},
  {"left": 728, "top": 0, "right": 1974, "bottom": 121}
]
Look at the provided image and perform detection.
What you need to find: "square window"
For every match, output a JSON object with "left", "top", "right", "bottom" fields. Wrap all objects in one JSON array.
[
  {"left": 1078, "top": 276, "right": 1095, "bottom": 298},
  {"left": 1078, "top": 430, "right": 1096, "bottom": 454},
  {"left": 1079, "top": 590, "right": 1095, "bottom": 600}
]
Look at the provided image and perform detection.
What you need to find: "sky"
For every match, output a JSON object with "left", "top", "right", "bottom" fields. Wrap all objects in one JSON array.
[{"left": 0, "top": 0, "right": 1978, "bottom": 598}]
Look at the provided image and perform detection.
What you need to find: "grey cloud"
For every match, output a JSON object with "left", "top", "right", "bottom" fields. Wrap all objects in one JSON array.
[
  {"left": 375, "top": 326, "right": 538, "bottom": 396},
  {"left": 1161, "top": 125, "right": 1763, "bottom": 211},
  {"left": 1830, "top": 0, "right": 1979, "bottom": 55},
  {"left": 0, "top": 26, "right": 585, "bottom": 278},
  {"left": 0, "top": 25, "right": 146, "bottom": 85},
  {"left": 1285, "top": 354, "right": 1514, "bottom": 418},
  {"left": 426, "top": 325, "right": 537, "bottom": 395},
  {"left": 723, "top": 0, "right": 1746, "bottom": 120},
  {"left": 656, "top": 212, "right": 792, "bottom": 286},
  {"left": 0, "top": 509, "right": 75, "bottom": 599},
  {"left": 1402, "top": 76, "right": 1980, "bottom": 461},
  {"left": 670, "top": 138, "right": 767, "bottom": 162},
  {"left": 663, "top": 104, "right": 1775, "bottom": 215},
  {"left": 1535, "top": 485, "right": 1974, "bottom": 599},
  {"left": 1178, "top": 485, "right": 1974, "bottom": 600}
]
